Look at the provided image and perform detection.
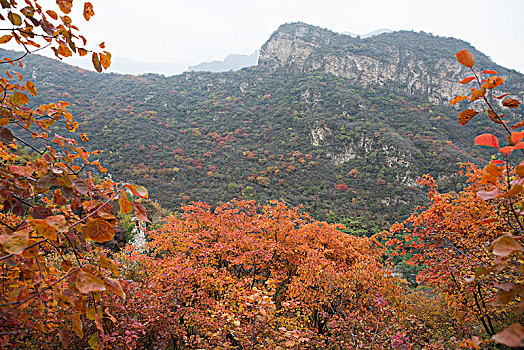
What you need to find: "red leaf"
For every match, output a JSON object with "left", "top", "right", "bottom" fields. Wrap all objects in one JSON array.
[
  {"left": 512, "top": 131, "right": 524, "bottom": 145},
  {"left": 475, "top": 133, "right": 499, "bottom": 149},
  {"left": 499, "top": 146, "right": 515, "bottom": 156},
  {"left": 482, "top": 69, "right": 498, "bottom": 74}
]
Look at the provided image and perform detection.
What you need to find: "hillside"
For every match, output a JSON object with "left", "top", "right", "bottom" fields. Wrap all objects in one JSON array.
[{"left": 3, "top": 22, "right": 522, "bottom": 230}]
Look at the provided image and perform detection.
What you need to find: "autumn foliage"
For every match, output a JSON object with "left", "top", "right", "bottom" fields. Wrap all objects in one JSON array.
[
  {"left": 110, "top": 200, "right": 407, "bottom": 349},
  {"left": 387, "top": 49, "right": 524, "bottom": 348},
  {"left": 0, "top": 1, "right": 148, "bottom": 348}
]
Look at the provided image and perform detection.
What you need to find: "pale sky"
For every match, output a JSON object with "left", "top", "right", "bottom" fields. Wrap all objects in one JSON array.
[{"left": 41, "top": 0, "right": 524, "bottom": 73}]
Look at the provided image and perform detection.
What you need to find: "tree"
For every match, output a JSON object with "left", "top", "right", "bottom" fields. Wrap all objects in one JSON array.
[
  {"left": 113, "top": 199, "right": 406, "bottom": 349},
  {"left": 0, "top": 1, "right": 147, "bottom": 348},
  {"left": 387, "top": 49, "right": 524, "bottom": 347}
]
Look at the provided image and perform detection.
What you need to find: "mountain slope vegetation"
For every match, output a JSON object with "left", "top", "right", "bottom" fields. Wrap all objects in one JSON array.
[{"left": 2, "top": 23, "right": 522, "bottom": 229}]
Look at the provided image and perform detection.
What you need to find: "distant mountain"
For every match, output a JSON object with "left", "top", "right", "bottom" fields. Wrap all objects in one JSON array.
[
  {"left": 63, "top": 56, "right": 189, "bottom": 76},
  {"left": 3, "top": 22, "right": 523, "bottom": 230},
  {"left": 342, "top": 28, "right": 393, "bottom": 38},
  {"left": 187, "top": 50, "right": 260, "bottom": 72}
]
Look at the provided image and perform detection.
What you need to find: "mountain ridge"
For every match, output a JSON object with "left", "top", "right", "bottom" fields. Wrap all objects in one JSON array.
[
  {"left": 259, "top": 23, "right": 524, "bottom": 103},
  {"left": 2, "top": 22, "right": 522, "bottom": 229}
]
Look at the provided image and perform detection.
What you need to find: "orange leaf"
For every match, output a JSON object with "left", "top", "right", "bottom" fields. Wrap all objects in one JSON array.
[
  {"left": 72, "top": 313, "right": 83, "bottom": 339},
  {"left": 118, "top": 192, "right": 133, "bottom": 214},
  {"left": 470, "top": 87, "right": 486, "bottom": 100},
  {"left": 56, "top": 0, "right": 73, "bottom": 14},
  {"left": 125, "top": 184, "right": 148, "bottom": 198},
  {"left": 450, "top": 95, "right": 468, "bottom": 105},
  {"left": 25, "top": 81, "right": 37, "bottom": 96},
  {"left": 512, "top": 120, "right": 524, "bottom": 129},
  {"left": 502, "top": 183, "right": 524, "bottom": 197},
  {"left": 83, "top": 2, "right": 95, "bottom": 21},
  {"left": 2, "top": 230, "right": 29, "bottom": 255},
  {"left": 75, "top": 270, "right": 106, "bottom": 293},
  {"left": 503, "top": 97, "right": 520, "bottom": 108},
  {"left": 0, "top": 35, "right": 12, "bottom": 44},
  {"left": 46, "top": 10, "right": 58, "bottom": 20},
  {"left": 83, "top": 219, "right": 115, "bottom": 242},
  {"left": 99, "top": 51, "right": 111, "bottom": 69},
  {"left": 482, "top": 76, "right": 504, "bottom": 89},
  {"left": 456, "top": 49, "right": 475, "bottom": 68},
  {"left": 475, "top": 133, "right": 499, "bottom": 149},
  {"left": 482, "top": 69, "right": 498, "bottom": 74},
  {"left": 458, "top": 109, "right": 479, "bottom": 126},
  {"left": 494, "top": 93, "right": 510, "bottom": 100},
  {"left": 30, "top": 219, "right": 57, "bottom": 240},
  {"left": 459, "top": 76, "right": 475, "bottom": 84}
]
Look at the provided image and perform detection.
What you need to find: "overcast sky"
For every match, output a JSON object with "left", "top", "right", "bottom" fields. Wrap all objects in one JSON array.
[{"left": 47, "top": 0, "right": 524, "bottom": 73}]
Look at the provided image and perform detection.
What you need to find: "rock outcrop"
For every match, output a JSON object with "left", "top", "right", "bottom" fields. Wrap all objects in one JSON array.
[{"left": 259, "top": 23, "right": 523, "bottom": 103}]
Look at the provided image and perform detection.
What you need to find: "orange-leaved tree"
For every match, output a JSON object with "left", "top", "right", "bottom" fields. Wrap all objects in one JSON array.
[
  {"left": 111, "top": 200, "right": 407, "bottom": 349},
  {"left": 387, "top": 49, "right": 523, "bottom": 348},
  {"left": 0, "top": 1, "right": 148, "bottom": 348}
]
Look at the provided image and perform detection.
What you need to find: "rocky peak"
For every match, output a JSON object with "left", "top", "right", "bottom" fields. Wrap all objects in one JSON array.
[{"left": 259, "top": 23, "right": 523, "bottom": 103}]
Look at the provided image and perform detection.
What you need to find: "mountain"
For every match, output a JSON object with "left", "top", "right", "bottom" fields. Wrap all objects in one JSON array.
[
  {"left": 64, "top": 56, "right": 189, "bottom": 76},
  {"left": 3, "top": 23, "right": 522, "bottom": 231},
  {"left": 187, "top": 51, "right": 260, "bottom": 72},
  {"left": 342, "top": 28, "right": 393, "bottom": 38},
  {"left": 260, "top": 23, "right": 523, "bottom": 103}
]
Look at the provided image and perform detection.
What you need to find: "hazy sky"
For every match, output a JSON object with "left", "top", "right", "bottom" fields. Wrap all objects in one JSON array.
[{"left": 45, "top": 0, "right": 524, "bottom": 72}]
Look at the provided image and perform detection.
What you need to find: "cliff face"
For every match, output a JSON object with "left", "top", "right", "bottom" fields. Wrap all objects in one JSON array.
[{"left": 259, "top": 23, "right": 523, "bottom": 103}]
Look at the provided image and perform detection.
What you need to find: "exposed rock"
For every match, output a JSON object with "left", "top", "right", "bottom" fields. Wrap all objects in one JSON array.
[{"left": 259, "top": 23, "right": 524, "bottom": 103}]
